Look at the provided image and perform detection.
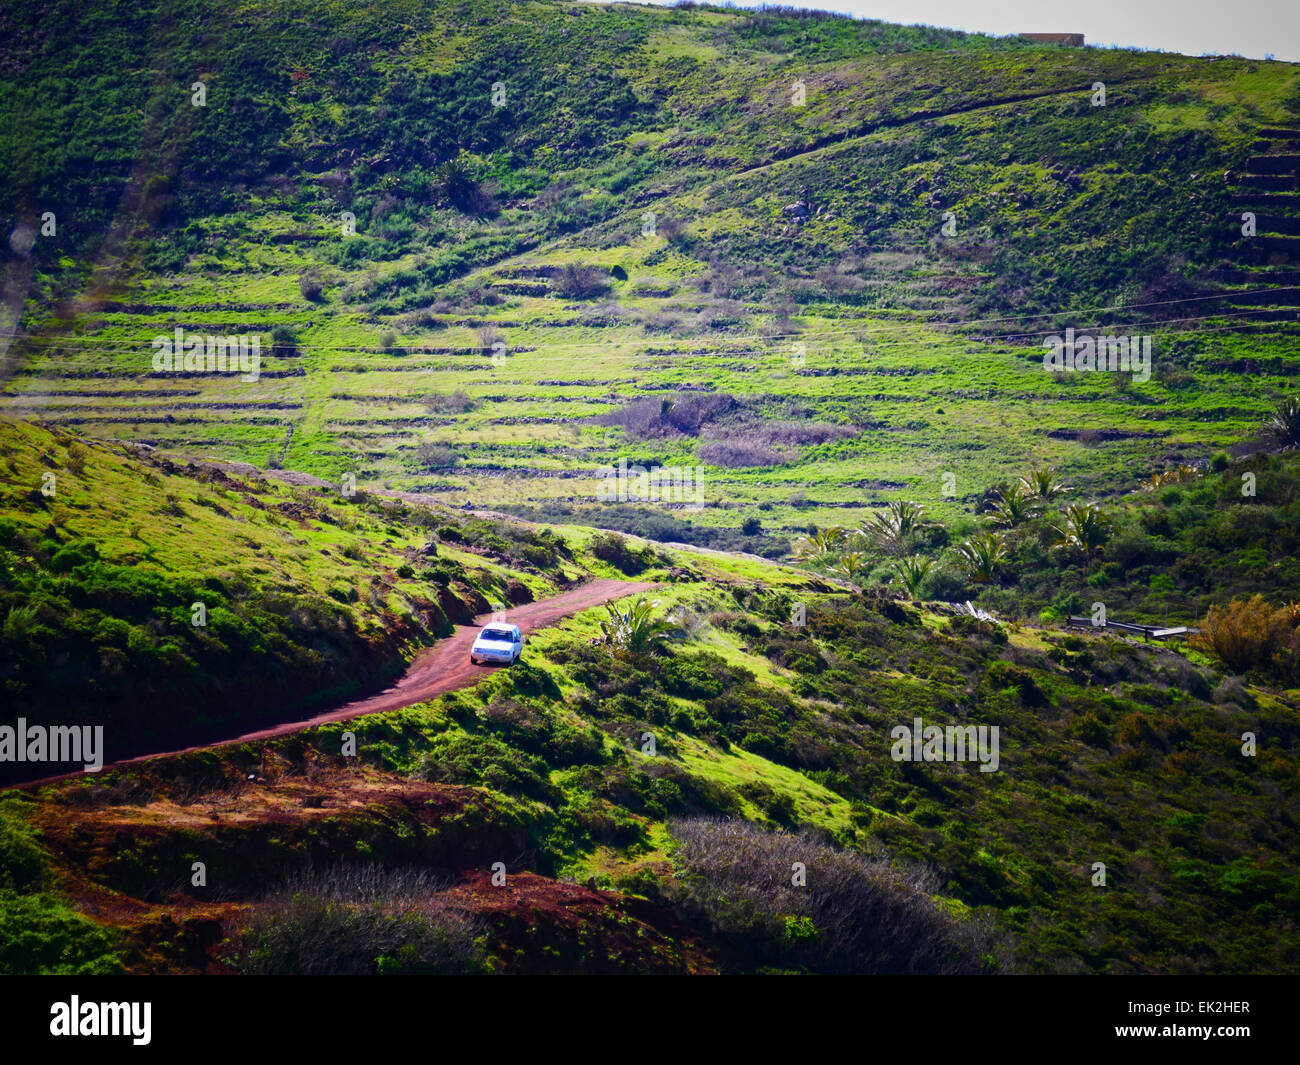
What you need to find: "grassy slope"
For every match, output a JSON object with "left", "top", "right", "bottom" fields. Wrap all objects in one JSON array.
[
  {"left": 0, "top": 416, "right": 599, "bottom": 765},
  {"left": 0, "top": 418, "right": 1296, "bottom": 974},
  {"left": 1, "top": 0, "right": 1298, "bottom": 542}
]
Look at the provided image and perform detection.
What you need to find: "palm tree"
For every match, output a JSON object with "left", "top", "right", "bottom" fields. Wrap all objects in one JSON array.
[
  {"left": 1264, "top": 397, "right": 1300, "bottom": 451},
  {"left": 1143, "top": 464, "right": 1198, "bottom": 491},
  {"left": 1053, "top": 503, "right": 1111, "bottom": 560},
  {"left": 792, "top": 525, "right": 847, "bottom": 560},
  {"left": 435, "top": 152, "right": 479, "bottom": 208},
  {"left": 989, "top": 483, "right": 1037, "bottom": 528},
  {"left": 599, "top": 596, "right": 680, "bottom": 653},
  {"left": 833, "top": 551, "right": 868, "bottom": 581},
  {"left": 891, "top": 555, "right": 934, "bottom": 599},
  {"left": 862, "top": 501, "right": 932, "bottom": 555},
  {"left": 953, "top": 533, "right": 1006, "bottom": 585},
  {"left": 1019, "top": 467, "right": 1069, "bottom": 503}
]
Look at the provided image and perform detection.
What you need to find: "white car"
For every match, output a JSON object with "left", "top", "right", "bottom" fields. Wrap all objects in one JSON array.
[{"left": 470, "top": 623, "right": 524, "bottom": 666}]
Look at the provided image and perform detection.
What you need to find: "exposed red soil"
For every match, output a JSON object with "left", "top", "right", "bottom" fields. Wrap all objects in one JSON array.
[
  {"left": 32, "top": 760, "right": 500, "bottom": 972},
  {"left": 31, "top": 757, "right": 716, "bottom": 975},
  {"left": 449, "top": 870, "right": 717, "bottom": 975}
]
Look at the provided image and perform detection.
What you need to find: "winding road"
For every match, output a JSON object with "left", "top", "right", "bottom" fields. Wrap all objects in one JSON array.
[{"left": 9, "top": 578, "right": 655, "bottom": 791}]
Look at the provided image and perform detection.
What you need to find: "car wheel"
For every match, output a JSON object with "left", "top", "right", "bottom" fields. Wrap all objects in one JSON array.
[{"left": 470, "top": 655, "right": 478, "bottom": 665}]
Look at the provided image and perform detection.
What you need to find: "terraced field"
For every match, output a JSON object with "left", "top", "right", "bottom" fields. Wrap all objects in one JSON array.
[{"left": 3, "top": 0, "right": 1298, "bottom": 549}]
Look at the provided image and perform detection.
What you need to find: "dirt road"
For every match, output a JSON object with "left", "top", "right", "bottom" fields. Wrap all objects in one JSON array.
[{"left": 10, "top": 578, "right": 655, "bottom": 790}]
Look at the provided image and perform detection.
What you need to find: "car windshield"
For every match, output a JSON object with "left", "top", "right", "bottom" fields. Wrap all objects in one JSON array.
[{"left": 480, "top": 628, "right": 514, "bottom": 642}]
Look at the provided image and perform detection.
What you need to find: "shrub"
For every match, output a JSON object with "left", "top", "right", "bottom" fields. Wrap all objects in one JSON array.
[
  {"left": 435, "top": 152, "right": 491, "bottom": 213},
  {"left": 599, "top": 595, "right": 680, "bottom": 654},
  {"left": 589, "top": 532, "right": 653, "bottom": 575},
  {"left": 663, "top": 818, "right": 1002, "bottom": 973},
  {"left": 1264, "top": 397, "right": 1300, "bottom": 451},
  {"left": 422, "top": 389, "right": 475, "bottom": 414},
  {"left": 597, "top": 393, "right": 737, "bottom": 440},
  {"left": 657, "top": 215, "right": 685, "bottom": 242},
  {"left": 299, "top": 271, "right": 323, "bottom": 301},
  {"left": 0, "top": 803, "right": 45, "bottom": 891},
  {"left": 270, "top": 324, "right": 299, "bottom": 356},
  {"left": 554, "top": 263, "right": 610, "bottom": 300},
  {"left": 641, "top": 311, "right": 680, "bottom": 333},
  {"left": 0, "top": 892, "right": 123, "bottom": 974},
  {"left": 698, "top": 438, "right": 788, "bottom": 468},
  {"left": 223, "top": 864, "right": 485, "bottom": 975},
  {"left": 415, "top": 442, "right": 461, "bottom": 469},
  {"left": 1194, "top": 595, "right": 1300, "bottom": 684}
]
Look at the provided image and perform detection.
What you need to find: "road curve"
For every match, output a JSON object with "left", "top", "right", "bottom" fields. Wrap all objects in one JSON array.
[{"left": 9, "top": 578, "right": 656, "bottom": 791}]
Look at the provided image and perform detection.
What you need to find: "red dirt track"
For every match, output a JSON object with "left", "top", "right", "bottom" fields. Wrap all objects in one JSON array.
[{"left": 11, "top": 578, "right": 655, "bottom": 791}]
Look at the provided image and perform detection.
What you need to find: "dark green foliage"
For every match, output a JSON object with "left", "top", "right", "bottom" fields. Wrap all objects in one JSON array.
[
  {"left": 499, "top": 502, "right": 789, "bottom": 558},
  {"left": 437, "top": 518, "right": 569, "bottom": 570},
  {"left": 588, "top": 531, "right": 657, "bottom": 575},
  {"left": 0, "top": 891, "right": 123, "bottom": 975},
  {"left": 0, "top": 800, "right": 122, "bottom": 974},
  {"left": 976, "top": 452, "right": 1300, "bottom": 624},
  {"left": 0, "top": 799, "right": 45, "bottom": 891},
  {"left": 663, "top": 817, "right": 1003, "bottom": 973},
  {"left": 0, "top": 550, "right": 390, "bottom": 775}
]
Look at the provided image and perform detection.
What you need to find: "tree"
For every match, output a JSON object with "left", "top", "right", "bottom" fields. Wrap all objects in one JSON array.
[
  {"left": 1264, "top": 396, "right": 1300, "bottom": 451},
  {"left": 599, "top": 596, "right": 680, "bottom": 654},
  {"left": 953, "top": 533, "right": 1006, "bottom": 585},
  {"left": 989, "top": 483, "right": 1037, "bottom": 528},
  {"left": 435, "top": 152, "right": 481, "bottom": 210},
  {"left": 792, "top": 526, "right": 847, "bottom": 560},
  {"left": 890, "top": 555, "right": 934, "bottom": 599},
  {"left": 834, "top": 551, "right": 868, "bottom": 581},
  {"left": 1019, "top": 467, "right": 1069, "bottom": 503},
  {"left": 1053, "top": 503, "right": 1111, "bottom": 560},
  {"left": 861, "top": 501, "right": 932, "bottom": 556},
  {"left": 554, "top": 263, "right": 609, "bottom": 299}
]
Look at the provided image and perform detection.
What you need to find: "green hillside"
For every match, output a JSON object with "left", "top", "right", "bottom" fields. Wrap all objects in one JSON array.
[
  {"left": 2, "top": 0, "right": 1298, "bottom": 544},
  {"left": 0, "top": 416, "right": 602, "bottom": 769},
  {"left": 0, "top": 416, "right": 1296, "bottom": 975},
  {"left": 1, "top": 0, "right": 1299, "bottom": 979}
]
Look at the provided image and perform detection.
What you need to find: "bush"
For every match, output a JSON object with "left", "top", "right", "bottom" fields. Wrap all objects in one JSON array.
[
  {"left": 0, "top": 803, "right": 45, "bottom": 891},
  {"left": 589, "top": 532, "right": 653, "bottom": 574},
  {"left": 422, "top": 389, "right": 475, "bottom": 414},
  {"left": 299, "top": 271, "right": 323, "bottom": 301},
  {"left": 663, "top": 818, "right": 1004, "bottom": 973},
  {"left": 597, "top": 393, "right": 737, "bottom": 440},
  {"left": 415, "top": 442, "right": 462, "bottom": 469},
  {"left": 1194, "top": 595, "right": 1300, "bottom": 684},
  {"left": 554, "top": 263, "right": 610, "bottom": 300},
  {"left": 698, "top": 438, "right": 788, "bottom": 469},
  {"left": 0, "top": 891, "right": 123, "bottom": 974},
  {"left": 223, "top": 864, "right": 485, "bottom": 975}
]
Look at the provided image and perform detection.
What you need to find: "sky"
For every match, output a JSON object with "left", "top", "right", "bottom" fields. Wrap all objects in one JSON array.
[{"left": 629, "top": 0, "right": 1300, "bottom": 62}]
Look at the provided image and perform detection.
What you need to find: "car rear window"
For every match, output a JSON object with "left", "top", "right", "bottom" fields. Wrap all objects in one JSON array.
[{"left": 482, "top": 628, "right": 514, "bottom": 640}]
